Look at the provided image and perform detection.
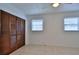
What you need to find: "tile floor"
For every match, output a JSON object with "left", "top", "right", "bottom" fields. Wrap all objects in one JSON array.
[{"left": 10, "top": 45, "right": 79, "bottom": 55}]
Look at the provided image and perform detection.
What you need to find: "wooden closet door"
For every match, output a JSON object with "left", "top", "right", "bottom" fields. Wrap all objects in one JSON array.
[
  {"left": 1, "top": 11, "right": 17, "bottom": 54},
  {"left": 0, "top": 11, "right": 2, "bottom": 54},
  {"left": 16, "top": 18, "right": 21, "bottom": 35},
  {"left": 9, "top": 14, "right": 16, "bottom": 51},
  {"left": 21, "top": 19, "right": 25, "bottom": 35},
  {"left": 0, "top": 10, "right": 25, "bottom": 55},
  {"left": 9, "top": 14, "right": 16, "bottom": 35},
  {"left": 16, "top": 18, "right": 21, "bottom": 48},
  {"left": 0, "top": 11, "right": 1, "bottom": 36},
  {"left": 20, "top": 20, "right": 25, "bottom": 45},
  {"left": 16, "top": 17, "right": 25, "bottom": 48},
  {"left": 1, "top": 11, "right": 10, "bottom": 54}
]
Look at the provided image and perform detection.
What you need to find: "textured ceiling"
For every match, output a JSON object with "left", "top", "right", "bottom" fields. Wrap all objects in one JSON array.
[{"left": 11, "top": 3, "right": 79, "bottom": 15}]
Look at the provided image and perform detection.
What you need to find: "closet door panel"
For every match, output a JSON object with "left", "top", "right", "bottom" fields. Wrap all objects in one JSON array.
[
  {"left": 21, "top": 34, "right": 25, "bottom": 45},
  {"left": 1, "top": 34, "right": 10, "bottom": 54},
  {"left": 0, "top": 11, "right": 1, "bottom": 36},
  {"left": 1, "top": 11, "right": 9, "bottom": 34},
  {"left": 1, "top": 11, "right": 10, "bottom": 54},
  {"left": 9, "top": 14, "right": 16, "bottom": 35},
  {"left": 16, "top": 17, "right": 25, "bottom": 48},
  {"left": 20, "top": 20, "right": 25, "bottom": 35},
  {"left": 16, "top": 18, "right": 21, "bottom": 35},
  {"left": 0, "top": 11, "right": 1, "bottom": 54},
  {"left": 16, "top": 35, "right": 23, "bottom": 47},
  {"left": 9, "top": 14, "right": 17, "bottom": 51},
  {"left": 16, "top": 36, "right": 25, "bottom": 47},
  {"left": 10, "top": 35, "right": 16, "bottom": 50},
  {"left": 21, "top": 20, "right": 25, "bottom": 45}
]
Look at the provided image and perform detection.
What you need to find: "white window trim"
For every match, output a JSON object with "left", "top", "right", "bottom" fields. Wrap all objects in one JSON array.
[
  {"left": 31, "top": 19, "right": 43, "bottom": 31},
  {"left": 64, "top": 17, "right": 79, "bottom": 31}
]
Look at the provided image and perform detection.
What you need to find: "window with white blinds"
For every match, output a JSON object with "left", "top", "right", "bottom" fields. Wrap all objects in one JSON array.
[
  {"left": 32, "top": 19, "right": 43, "bottom": 31},
  {"left": 64, "top": 17, "right": 79, "bottom": 31}
]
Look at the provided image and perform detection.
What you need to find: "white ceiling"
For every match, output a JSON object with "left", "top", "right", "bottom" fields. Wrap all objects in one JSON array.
[{"left": 11, "top": 3, "right": 79, "bottom": 15}]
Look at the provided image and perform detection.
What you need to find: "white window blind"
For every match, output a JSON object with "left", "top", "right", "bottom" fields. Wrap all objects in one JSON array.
[
  {"left": 64, "top": 17, "right": 79, "bottom": 31},
  {"left": 32, "top": 19, "right": 43, "bottom": 31}
]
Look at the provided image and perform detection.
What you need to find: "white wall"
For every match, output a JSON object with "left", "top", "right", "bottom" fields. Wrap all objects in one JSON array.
[
  {"left": 28, "top": 11, "right": 79, "bottom": 48},
  {"left": 0, "top": 3, "right": 28, "bottom": 45}
]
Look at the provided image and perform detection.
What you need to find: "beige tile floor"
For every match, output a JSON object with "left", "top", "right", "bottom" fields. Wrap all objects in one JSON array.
[{"left": 10, "top": 45, "right": 79, "bottom": 55}]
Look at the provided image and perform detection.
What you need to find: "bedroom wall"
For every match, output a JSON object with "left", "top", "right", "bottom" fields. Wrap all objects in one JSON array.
[{"left": 28, "top": 11, "right": 79, "bottom": 48}]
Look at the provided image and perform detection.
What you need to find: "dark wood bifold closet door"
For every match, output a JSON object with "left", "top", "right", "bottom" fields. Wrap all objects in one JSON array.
[
  {"left": 16, "top": 17, "right": 25, "bottom": 48},
  {"left": 0, "top": 10, "right": 25, "bottom": 55},
  {"left": 1, "top": 11, "right": 17, "bottom": 54},
  {"left": 1, "top": 11, "right": 10, "bottom": 54},
  {"left": 0, "top": 11, "right": 2, "bottom": 54},
  {"left": 21, "top": 19, "right": 25, "bottom": 45},
  {"left": 9, "top": 14, "right": 17, "bottom": 51},
  {"left": 0, "top": 11, "right": 1, "bottom": 36},
  {"left": 16, "top": 17, "right": 21, "bottom": 48}
]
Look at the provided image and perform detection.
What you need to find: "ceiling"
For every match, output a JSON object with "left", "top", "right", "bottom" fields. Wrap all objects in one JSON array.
[{"left": 11, "top": 3, "right": 79, "bottom": 15}]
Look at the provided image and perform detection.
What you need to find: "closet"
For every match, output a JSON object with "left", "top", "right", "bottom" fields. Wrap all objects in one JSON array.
[{"left": 0, "top": 10, "right": 25, "bottom": 55}]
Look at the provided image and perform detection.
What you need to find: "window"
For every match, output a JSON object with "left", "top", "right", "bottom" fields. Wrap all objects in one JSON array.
[
  {"left": 64, "top": 17, "right": 79, "bottom": 31},
  {"left": 32, "top": 19, "right": 43, "bottom": 31}
]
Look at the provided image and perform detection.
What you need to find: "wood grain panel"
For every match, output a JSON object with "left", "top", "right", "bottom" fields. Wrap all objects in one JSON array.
[
  {"left": 9, "top": 14, "right": 16, "bottom": 35},
  {"left": 0, "top": 11, "right": 2, "bottom": 54},
  {"left": 16, "top": 17, "right": 25, "bottom": 49},
  {"left": 1, "top": 11, "right": 10, "bottom": 54},
  {"left": 16, "top": 18, "right": 21, "bottom": 35},
  {"left": 0, "top": 10, "right": 25, "bottom": 55},
  {"left": 0, "top": 11, "right": 1, "bottom": 36}
]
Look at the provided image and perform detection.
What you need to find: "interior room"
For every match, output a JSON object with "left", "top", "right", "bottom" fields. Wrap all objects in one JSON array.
[{"left": 0, "top": 3, "right": 79, "bottom": 55}]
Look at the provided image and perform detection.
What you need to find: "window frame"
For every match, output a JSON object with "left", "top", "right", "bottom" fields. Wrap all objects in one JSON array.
[
  {"left": 31, "top": 19, "right": 44, "bottom": 32},
  {"left": 64, "top": 17, "right": 79, "bottom": 31}
]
